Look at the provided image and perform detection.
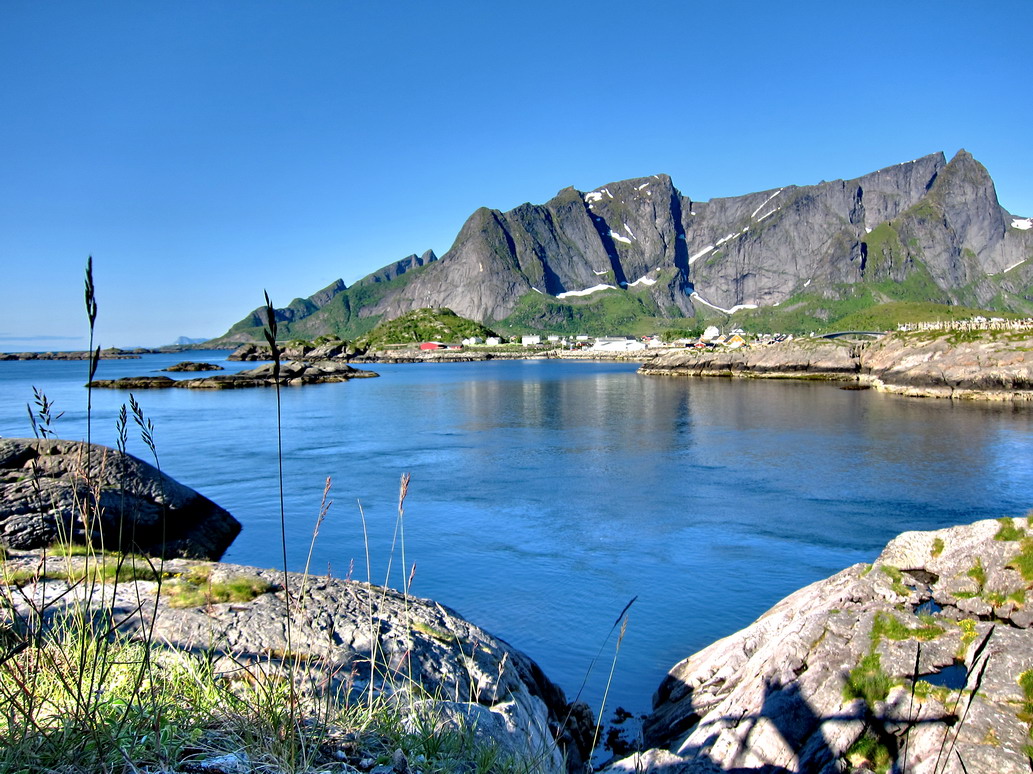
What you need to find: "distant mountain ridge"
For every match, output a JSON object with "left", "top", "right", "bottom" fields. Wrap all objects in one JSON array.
[{"left": 210, "top": 151, "right": 1033, "bottom": 343}]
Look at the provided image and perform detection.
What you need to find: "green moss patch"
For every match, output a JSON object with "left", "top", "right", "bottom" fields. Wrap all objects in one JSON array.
[
  {"left": 165, "top": 572, "right": 272, "bottom": 609},
  {"left": 844, "top": 651, "right": 893, "bottom": 709},
  {"left": 1008, "top": 538, "right": 1033, "bottom": 582},
  {"left": 881, "top": 565, "right": 910, "bottom": 597},
  {"left": 871, "top": 612, "right": 944, "bottom": 643},
  {"left": 995, "top": 517, "right": 1026, "bottom": 542}
]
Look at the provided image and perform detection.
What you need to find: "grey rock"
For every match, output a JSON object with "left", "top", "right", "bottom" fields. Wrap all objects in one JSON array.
[
  {"left": 162, "top": 361, "right": 224, "bottom": 372},
  {"left": 622, "top": 517, "right": 1033, "bottom": 773},
  {"left": 3, "top": 552, "right": 587, "bottom": 772},
  {"left": 0, "top": 438, "right": 241, "bottom": 559}
]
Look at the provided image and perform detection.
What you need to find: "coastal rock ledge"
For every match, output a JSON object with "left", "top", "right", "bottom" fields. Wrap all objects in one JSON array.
[
  {"left": 609, "top": 516, "right": 1033, "bottom": 774},
  {"left": 639, "top": 330, "right": 1033, "bottom": 400},
  {"left": 1, "top": 551, "right": 593, "bottom": 772}
]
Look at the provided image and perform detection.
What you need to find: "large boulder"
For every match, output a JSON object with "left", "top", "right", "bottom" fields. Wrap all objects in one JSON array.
[
  {"left": 613, "top": 517, "right": 1033, "bottom": 773},
  {"left": 0, "top": 438, "right": 241, "bottom": 559}
]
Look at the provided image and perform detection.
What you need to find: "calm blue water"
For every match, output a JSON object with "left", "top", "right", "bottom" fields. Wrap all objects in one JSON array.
[{"left": 2, "top": 352, "right": 1032, "bottom": 715}]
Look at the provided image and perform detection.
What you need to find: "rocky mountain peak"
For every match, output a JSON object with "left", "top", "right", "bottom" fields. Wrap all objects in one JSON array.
[{"left": 212, "top": 151, "right": 1033, "bottom": 343}]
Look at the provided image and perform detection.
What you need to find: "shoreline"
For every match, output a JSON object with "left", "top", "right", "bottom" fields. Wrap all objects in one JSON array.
[{"left": 638, "top": 330, "right": 1033, "bottom": 401}]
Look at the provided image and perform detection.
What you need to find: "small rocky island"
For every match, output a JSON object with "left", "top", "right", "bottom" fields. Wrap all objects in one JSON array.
[
  {"left": 161, "top": 360, "right": 224, "bottom": 372},
  {"left": 88, "top": 359, "right": 378, "bottom": 389},
  {"left": 0, "top": 347, "right": 146, "bottom": 361}
]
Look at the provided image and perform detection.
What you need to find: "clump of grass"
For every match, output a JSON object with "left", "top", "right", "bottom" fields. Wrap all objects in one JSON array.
[
  {"left": 931, "top": 537, "right": 945, "bottom": 557},
  {"left": 846, "top": 731, "right": 893, "bottom": 773},
  {"left": 871, "top": 612, "right": 944, "bottom": 643},
  {"left": 1007, "top": 537, "right": 1033, "bottom": 581},
  {"left": 1016, "top": 669, "right": 1033, "bottom": 759},
  {"left": 844, "top": 651, "right": 894, "bottom": 709},
  {"left": 995, "top": 517, "right": 1026, "bottom": 541},
  {"left": 164, "top": 573, "right": 273, "bottom": 609},
  {"left": 880, "top": 565, "right": 910, "bottom": 596},
  {"left": 966, "top": 557, "right": 987, "bottom": 592},
  {"left": 955, "top": 619, "right": 979, "bottom": 660},
  {"left": 912, "top": 679, "right": 933, "bottom": 701},
  {"left": 412, "top": 620, "right": 460, "bottom": 644}
]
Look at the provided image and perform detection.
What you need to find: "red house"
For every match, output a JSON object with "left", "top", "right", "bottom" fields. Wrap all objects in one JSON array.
[{"left": 419, "top": 342, "right": 446, "bottom": 350}]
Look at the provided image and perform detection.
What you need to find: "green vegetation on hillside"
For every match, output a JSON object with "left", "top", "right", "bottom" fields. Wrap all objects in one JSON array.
[
  {"left": 496, "top": 286, "right": 679, "bottom": 337},
  {"left": 216, "top": 263, "right": 438, "bottom": 345},
  {"left": 357, "top": 308, "right": 497, "bottom": 348},
  {"left": 731, "top": 275, "right": 1015, "bottom": 334}
]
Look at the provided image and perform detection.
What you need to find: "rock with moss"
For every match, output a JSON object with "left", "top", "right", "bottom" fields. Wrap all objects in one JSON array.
[
  {"left": 859, "top": 330, "right": 1033, "bottom": 400},
  {"left": 612, "top": 516, "right": 1033, "bottom": 773},
  {"left": 0, "top": 438, "right": 241, "bottom": 560},
  {"left": 1, "top": 550, "right": 592, "bottom": 772}
]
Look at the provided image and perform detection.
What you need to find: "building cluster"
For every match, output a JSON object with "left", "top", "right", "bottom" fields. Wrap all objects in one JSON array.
[
  {"left": 896, "top": 317, "right": 1033, "bottom": 333},
  {"left": 417, "top": 328, "right": 796, "bottom": 353}
]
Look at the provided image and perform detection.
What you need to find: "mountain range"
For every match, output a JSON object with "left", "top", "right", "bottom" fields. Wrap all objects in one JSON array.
[{"left": 209, "top": 150, "right": 1033, "bottom": 343}]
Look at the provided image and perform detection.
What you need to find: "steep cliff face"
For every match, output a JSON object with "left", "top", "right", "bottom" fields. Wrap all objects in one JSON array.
[
  {"left": 370, "top": 175, "right": 694, "bottom": 323},
  {"left": 214, "top": 151, "right": 1033, "bottom": 340},
  {"left": 681, "top": 154, "right": 948, "bottom": 310}
]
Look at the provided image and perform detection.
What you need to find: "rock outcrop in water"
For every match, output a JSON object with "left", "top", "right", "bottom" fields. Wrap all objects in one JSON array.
[
  {"left": 161, "top": 361, "right": 224, "bottom": 372},
  {"left": 609, "top": 517, "right": 1033, "bottom": 774},
  {"left": 88, "top": 360, "right": 378, "bottom": 389},
  {"left": 0, "top": 439, "right": 241, "bottom": 559}
]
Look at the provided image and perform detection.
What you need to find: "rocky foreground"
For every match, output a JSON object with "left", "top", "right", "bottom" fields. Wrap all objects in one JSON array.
[
  {"left": 640, "top": 330, "right": 1033, "bottom": 400},
  {"left": 610, "top": 516, "right": 1033, "bottom": 774},
  {"left": 0, "top": 549, "right": 593, "bottom": 772},
  {"left": 3, "top": 439, "right": 1030, "bottom": 772}
]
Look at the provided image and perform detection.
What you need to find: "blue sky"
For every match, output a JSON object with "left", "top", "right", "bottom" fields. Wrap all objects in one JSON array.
[{"left": 1, "top": 1, "right": 1030, "bottom": 350}]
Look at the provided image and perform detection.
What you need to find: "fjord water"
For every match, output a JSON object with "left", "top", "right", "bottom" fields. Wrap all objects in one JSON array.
[{"left": 2, "top": 353, "right": 1032, "bottom": 715}]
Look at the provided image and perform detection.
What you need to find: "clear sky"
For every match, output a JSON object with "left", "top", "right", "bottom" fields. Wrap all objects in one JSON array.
[{"left": 1, "top": 1, "right": 1030, "bottom": 351}]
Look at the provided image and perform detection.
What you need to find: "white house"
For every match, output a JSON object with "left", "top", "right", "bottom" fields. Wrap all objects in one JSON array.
[
  {"left": 522, "top": 335, "right": 542, "bottom": 346},
  {"left": 590, "top": 337, "right": 646, "bottom": 352}
]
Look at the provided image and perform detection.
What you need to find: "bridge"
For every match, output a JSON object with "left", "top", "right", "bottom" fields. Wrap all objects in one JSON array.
[{"left": 817, "top": 331, "right": 885, "bottom": 340}]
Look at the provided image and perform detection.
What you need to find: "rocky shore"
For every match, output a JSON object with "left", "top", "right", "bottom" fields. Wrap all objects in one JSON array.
[
  {"left": 610, "top": 516, "right": 1033, "bottom": 774},
  {"left": 640, "top": 330, "right": 1033, "bottom": 400},
  {"left": 227, "top": 341, "right": 654, "bottom": 366},
  {"left": 0, "top": 548, "right": 593, "bottom": 772},
  {"left": 0, "top": 347, "right": 147, "bottom": 361}
]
